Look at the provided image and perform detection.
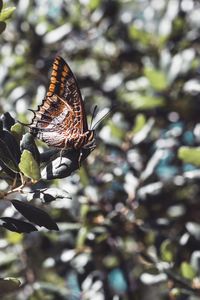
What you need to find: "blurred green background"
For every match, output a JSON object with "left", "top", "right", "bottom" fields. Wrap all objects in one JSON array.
[{"left": 0, "top": 0, "right": 200, "bottom": 299}]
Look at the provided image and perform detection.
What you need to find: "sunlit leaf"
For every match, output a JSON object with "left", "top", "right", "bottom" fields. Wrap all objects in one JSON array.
[
  {"left": 0, "top": 7, "right": 16, "bottom": 22},
  {"left": 144, "top": 68, "right": 168, "bottom": 91},
  {"left": 10, "top": 123, "right": 24, "bottom": 143},
  {"left": 121, "top": 92, "right": 165, "bottom": 109},
  {"left": 129, "top": 25, "right": 152, "bottom": 45},
  {"left": 180, "top": 262, "right": 196, "bottom": 280},
  {"left": 132, "top": 114, "right": 146, "bottom": 134},
  {"left": 19, "top": 150, "right": 41, "bottom": 181},
  {"left": 6, "top": 231, "right": 23, "bottom": 244},
  {"left": 160, "top": 239, "right": 175, "bottom": 262},
  {"left": 178, "top": 147, "right": 200, "bottom": 166},
  {"left": 88, "top": 0, "right": 101, "bottom": 10}
]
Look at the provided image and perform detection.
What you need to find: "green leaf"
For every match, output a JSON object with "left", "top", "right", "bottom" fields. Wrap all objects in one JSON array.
[
  {"left": 11, "top": 200, "right": 59, "bottom": 231},
  {"left": 128, "top": 25, "right": 165, "bottom": 48},
  {"left": 88, "top": 0, "right": 101, "bottom": 10},
  {"left": 0, "top": 277, "right": 21, "bottom": 295},
  {"left": 160, "top": 240, "right": 175, "bottom": 262},
  {"left": 132, "top": 114, "right": 146, "bottom": 134},
  {"left": 109, "top": 120, "right": 124, "bottom": 140},
  {"left": 121, "top": 92, "right": 165, "bottom": 110},
  {"left": 144, "top": 68, "right": 168, "bottom": 91},
  {"left": 129, "top": 25, "right": 152, "bottom": 45},
  {"left": 0, "top": 7, "right": 16, "bottom": 22},
  {"left": 178, "top": 147, "right": 200, "bottom": 166},
  {"left": 0, "top": 21, "right": 6, "bottom": 34},
  {"left": 0, "top": 138, "right": 19, "bottom": 173},
  {"left": 180, "top": 262, "right": 196, "bottom": 280},
  {"left": 10, "top": 123, "right": 24, "bottom": 143},
  {"left": 19, "top": 150, "right": 41, "bottom": 181},
  {"left": 76, "top": 226, "right": 89, "bottom": 248}
]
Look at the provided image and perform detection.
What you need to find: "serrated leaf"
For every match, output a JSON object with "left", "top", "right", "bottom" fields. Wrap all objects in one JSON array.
[
  {"left": 19, "top": 150, "right": 41, "bottom": 181},
  {"left": 0, "top": 277, "right": 21, "bottom": 295},
  {"left": 0, "top": 217, "right": 38, "bottom": 233},
  {"left": 0, "top": 138, "right": 19, "bottom": 173},
  {"left": 144, "top": 68, "right": 168, "bottom": 91},
  {"left": 0, "top": 21, "right": 5, "bottom": 34},
  {"left": 0, "top": 7, "right": 16, "bottom": 22},
  {"left": 180, "top": 262, "right": 196, "bottom": 280},
  {"left": 178, "top": 147, "right": 200, "bottom": 166},
  {"left": 11, "top": 200, "right": 59, "bottom": 231}
]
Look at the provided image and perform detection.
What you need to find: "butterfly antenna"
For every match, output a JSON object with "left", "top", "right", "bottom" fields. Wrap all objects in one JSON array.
[
  {"left": 91, "top": 105, "right": 118, "bottom": 130},
  {"left": 92, "top": 109, "right": 111, "bottom": 130},
  {"left": 90, "top": 105, "right": 98, "bottom": 130}
]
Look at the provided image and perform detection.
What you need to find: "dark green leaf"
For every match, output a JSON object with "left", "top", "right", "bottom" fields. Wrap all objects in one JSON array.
[
  {"left": 0, "top": 21, "right": 5, "bottom": 34},
  {"left": 0, "top": 277, "right": 21, "bottom": 295},
  {"left": 0, "top": 217, "right": 38, "bottom": 233},
  {"left": 0, "top": 138, "right": 19, "bottom": 173},
  {"left": 11, "top": 200, "right": 59, "bottom": 231},
  {"left": 0, "top": 129, "right": 21, "bottom": 164},
  {"left": 0, "top": 0, "right": 2, "bottom": 13},
  {"left": 1, "top": 112, "right": 15, "bottom": 130}
]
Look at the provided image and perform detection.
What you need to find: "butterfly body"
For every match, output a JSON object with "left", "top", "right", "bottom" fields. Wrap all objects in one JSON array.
[{"left": 29, "top": 57, "right": 96, "bottom": 152}]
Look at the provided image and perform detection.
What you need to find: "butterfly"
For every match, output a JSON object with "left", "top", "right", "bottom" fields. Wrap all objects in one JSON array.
[{"left": 28, "top": 56, "right": 96, "bottom": 155}]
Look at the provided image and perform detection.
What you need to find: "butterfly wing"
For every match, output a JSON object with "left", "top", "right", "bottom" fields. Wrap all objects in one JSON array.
[
  {"left": 29, "top": 57, "right": 89, "bottom": 148},
  {"left": 47, "top": 56, "right": 88, "bottom": 133}
]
